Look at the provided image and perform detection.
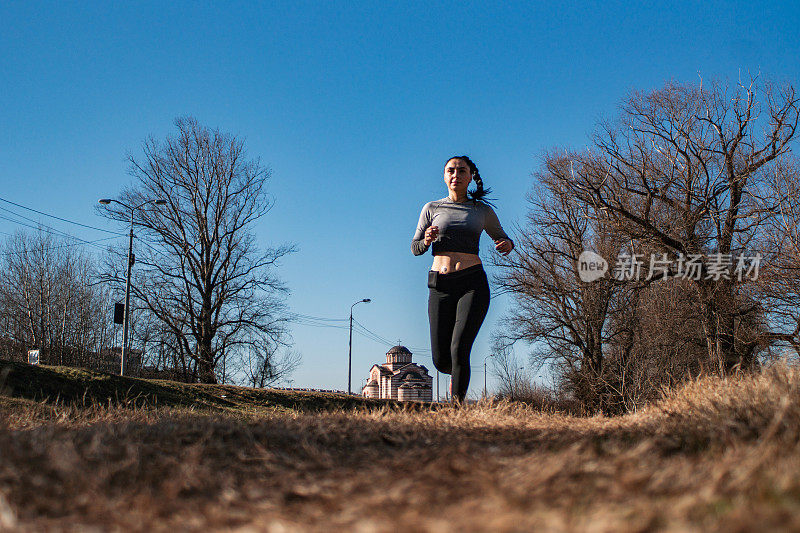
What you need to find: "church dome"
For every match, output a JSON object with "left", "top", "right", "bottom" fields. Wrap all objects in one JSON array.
[
  {"left": 387, "top": 345, "right": 411, "bottom": 355},
  {"left": 386, "top": 345, "right": 413, "bottom": 365}
]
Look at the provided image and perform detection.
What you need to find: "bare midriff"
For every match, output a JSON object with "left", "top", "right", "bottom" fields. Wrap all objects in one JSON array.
[{"left": 431, "top": 251, "right": 482, "bottom": 274}]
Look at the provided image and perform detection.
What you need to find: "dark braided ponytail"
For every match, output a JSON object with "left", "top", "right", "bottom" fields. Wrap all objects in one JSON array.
[{"left": 445, "top": 155, "right": 496, "bottom": 207}]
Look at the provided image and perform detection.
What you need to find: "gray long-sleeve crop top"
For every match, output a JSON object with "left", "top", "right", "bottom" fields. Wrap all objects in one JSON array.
[{"left": 411, "top": 197, "right": 513, "bottom": 256}]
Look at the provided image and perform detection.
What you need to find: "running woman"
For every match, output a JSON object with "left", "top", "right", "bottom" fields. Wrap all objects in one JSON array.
[{"left": 411, "top": 156, "right": 514, "bottom": 404}]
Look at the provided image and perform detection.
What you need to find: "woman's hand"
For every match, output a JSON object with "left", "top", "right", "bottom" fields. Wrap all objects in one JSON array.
[
  {"left": 424, "top": 226, "right": 439, "bottom": 246},
  {"left": 494, "top": 239, "right": 513, "bottom": 255}
]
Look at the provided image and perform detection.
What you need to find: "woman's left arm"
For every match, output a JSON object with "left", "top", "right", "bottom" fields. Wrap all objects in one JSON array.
[{"left": 484, "top": 205, "right": 514, "bottom": 255}]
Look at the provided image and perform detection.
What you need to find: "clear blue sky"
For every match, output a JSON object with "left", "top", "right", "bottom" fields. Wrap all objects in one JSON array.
[{"left": 2, "top": 1, "right": 800, "bottom": 397}]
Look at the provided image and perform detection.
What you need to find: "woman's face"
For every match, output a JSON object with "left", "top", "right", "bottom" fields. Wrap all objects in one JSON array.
[{"left": 443, "top": 158, "right": 472, "bottom": 196}]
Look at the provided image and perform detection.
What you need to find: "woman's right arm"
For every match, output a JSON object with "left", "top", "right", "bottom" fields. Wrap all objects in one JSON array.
[{"left": 411, "top": 202, "right": 433, "bottom": 256}]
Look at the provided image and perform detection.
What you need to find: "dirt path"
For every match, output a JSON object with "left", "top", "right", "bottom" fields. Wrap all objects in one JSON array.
[{"left": 2, "top": 366, "right": 800, "bottom": 531}]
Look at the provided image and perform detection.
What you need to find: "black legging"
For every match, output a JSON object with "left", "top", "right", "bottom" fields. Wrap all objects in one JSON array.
[{"left": 428, "top": 264, "right": 490, "bottom": 402}]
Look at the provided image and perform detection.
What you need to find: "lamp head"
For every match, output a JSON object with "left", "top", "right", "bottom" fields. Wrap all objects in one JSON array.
[
  {"left": 154, "top": 199, "right": 167, "bottom": 206},
  {"left": 98, "top": 199, "right": 112, "bottom": 205},
  {"left": 363, "top": 298, "right": 371, "bottom": 303}
]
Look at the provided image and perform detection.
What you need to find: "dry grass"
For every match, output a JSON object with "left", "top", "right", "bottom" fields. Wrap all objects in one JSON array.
[{"left": 2, "top": 363, "right": 800, "bottom": 531}]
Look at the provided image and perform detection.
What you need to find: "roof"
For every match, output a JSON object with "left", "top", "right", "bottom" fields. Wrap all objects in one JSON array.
[
  {"left": 387, "top": 345, "right": 411, "bottom": 355},
  {"left": 370, "top": 364, "right": 392, "bottom": 375},
  {"left": 393, "top": 362, "right": 429, "bottom": 376}
]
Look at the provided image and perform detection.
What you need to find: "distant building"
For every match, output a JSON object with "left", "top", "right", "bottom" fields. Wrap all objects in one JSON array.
[{"left": 362, "top": 345, "right": 433, "bottom": 402}]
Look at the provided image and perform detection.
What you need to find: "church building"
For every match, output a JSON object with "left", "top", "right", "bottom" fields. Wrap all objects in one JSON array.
[{"left": 362, "top": 345, "right": 433, "bottom": 402}]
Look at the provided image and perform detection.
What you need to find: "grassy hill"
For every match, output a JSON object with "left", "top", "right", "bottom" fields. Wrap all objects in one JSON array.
[{"left": 0, "top": 359, "right": 396, "bottom": 414}]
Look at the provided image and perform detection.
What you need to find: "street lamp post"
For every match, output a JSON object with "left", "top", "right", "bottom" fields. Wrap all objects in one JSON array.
[
  {"left": 121, "top": 208, "right": 134, "bottom": 377},
  {"left": 99, "top": 197, "right": 165, "bottom": 376},
  {"left": 483, "top": 354, "right": 494, "bottom": 398},
  {"left": 348, "top": 298, "right": 371, "bottom": 394}
]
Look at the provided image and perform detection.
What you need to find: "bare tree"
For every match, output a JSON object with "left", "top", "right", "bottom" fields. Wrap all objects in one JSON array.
[
  {"left": 488, "top": 346, "right": 529, "bottom": 398},
  {"left": 754, "top": 156, "right": 800, "bottom": 358},
  {"left": 490, "top": 162, "right": 628, "bottom": 410},
  {"left": 99, "top": 117, "right": 297, "bottom": 383},
  {"left": 492, "top": 78, "right": 798, "bottom": 413},
  {"left": 559, "top": 78, "right": 799, "bottom": 373},
  {"left": 243, "top": 344, "right": 301, "bottom": 388},
  {"left": 0, "top": 229, "right": 113, "bottom": 366}
]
